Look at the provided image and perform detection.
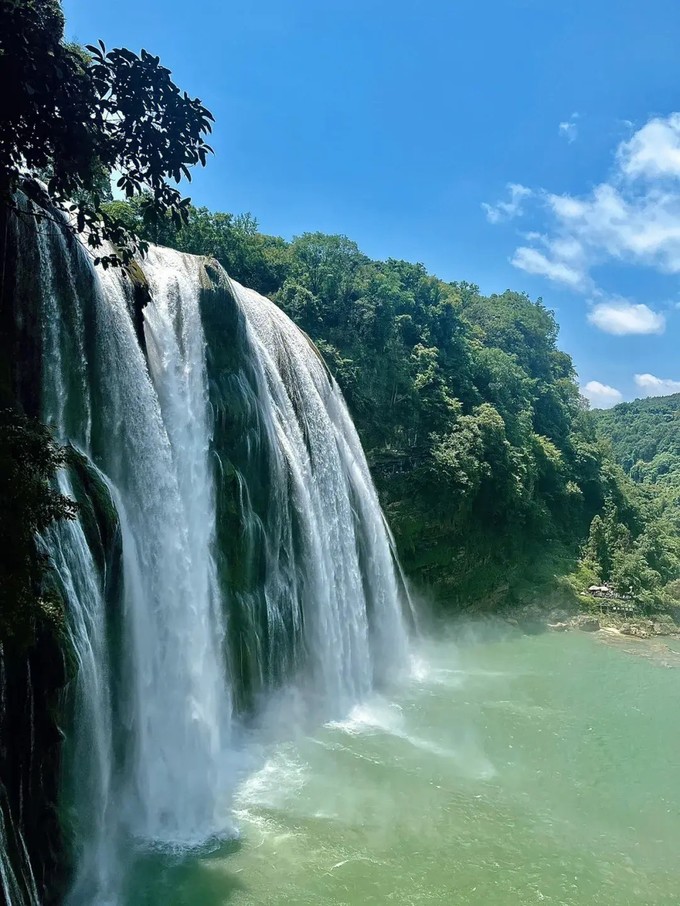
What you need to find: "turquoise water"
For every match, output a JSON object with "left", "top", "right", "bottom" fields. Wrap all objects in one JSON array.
[{"left": 125, "top": 628, "right": 680, "bottom": 905}]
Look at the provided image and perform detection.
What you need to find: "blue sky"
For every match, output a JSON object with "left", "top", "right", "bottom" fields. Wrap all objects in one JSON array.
[{"left": 63, "top": 0, "right": 680, "bottom": 407}]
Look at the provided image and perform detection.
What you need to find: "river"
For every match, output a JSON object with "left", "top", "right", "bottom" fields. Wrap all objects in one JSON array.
[{"left": 123, "top": 626, "right": 680, "bottom": 905}]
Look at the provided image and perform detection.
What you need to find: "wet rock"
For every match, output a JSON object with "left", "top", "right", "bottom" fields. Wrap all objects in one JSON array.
[
  {"left": 576, "top": 615, "right": 600, "bottom": 632},
  {"left": 548, "top": 621, "right": 570, "bottom": 632},
  {"left": 621, "top": 623, "right": 650, "bottom": 638}
]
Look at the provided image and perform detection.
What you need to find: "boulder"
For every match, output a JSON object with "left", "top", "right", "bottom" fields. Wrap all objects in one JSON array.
[
  {"left": 621, "top": 623, "right": 650, "bottom": 638},
  {"left": 576, "top": 615, "right": 600, "bottom": 632}
]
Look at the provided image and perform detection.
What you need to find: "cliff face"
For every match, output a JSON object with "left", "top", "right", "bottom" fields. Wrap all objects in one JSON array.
[
  {"left": 1, "top": 190, "right": 125, "bottom": 905},
  {"left": 1, "top": 632, "right": 69, "bottom": 905},
  {"left": 0, "top": 195, "right": 69, "bottom": 904},
  {"left": 0, "top": 194, "right": 43, "bottom": 416}
]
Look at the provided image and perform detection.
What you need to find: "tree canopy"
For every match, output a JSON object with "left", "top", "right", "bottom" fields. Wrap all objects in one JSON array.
[{"left": 0, "top": 0, "right": 214, "bottom": 266}]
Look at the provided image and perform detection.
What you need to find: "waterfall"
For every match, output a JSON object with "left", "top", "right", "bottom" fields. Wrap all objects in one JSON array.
[
  {"left": 228, "top": 280, "right": 409, "bottom": 707},
  {"left": 37, "top": 228, "right": 234, "bottom": 902},
  {"left": 95, "top": 250, "right": 232, "bottom": 849},
  {"left": 3, "top": 199, "right": 410, "bottom": 904}
]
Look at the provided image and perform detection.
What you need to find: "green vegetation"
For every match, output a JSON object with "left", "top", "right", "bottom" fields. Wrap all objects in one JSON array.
[
  {"left": 103, "top": 199, "right": 680, "bottom": 618},
  {"left": 0, "top": 410, "right": 76, "bottom": 651},
  {"left": 584, "top": 395, "right": 680, "bottom": 612},
  {"left": 593, "top": 393, "right": 680, "bottom": 485},
  {"left": 0, "top": 0, "right": 213, "bottom": 266}
]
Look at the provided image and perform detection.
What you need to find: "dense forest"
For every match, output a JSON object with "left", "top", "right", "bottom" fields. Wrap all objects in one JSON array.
[
  {"left": 593, "top": 393, "right": 680, "bottom": 487},
  {"left": 101, "top": 198, "right": 680, "bottom": 617},
  {"left": 588, "top": 396, "right": 680, "bottom": 608}
]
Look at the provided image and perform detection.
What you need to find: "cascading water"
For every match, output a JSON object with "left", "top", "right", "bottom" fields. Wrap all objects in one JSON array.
[
  {"left": 95, "top": 249, "right": 232, "bottom": 848},
  {"left": 228, "top": 279, "right": 410, "bottom": 708},
  {"left": 2, "top": 195, "right": 411, "bottom": 905},
  {"left": 28, "top": 216, "right": 233, "bottom": 903}
]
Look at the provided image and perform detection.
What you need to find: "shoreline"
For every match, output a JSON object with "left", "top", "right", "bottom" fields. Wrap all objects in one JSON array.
[{"left": 511, "top": 608, "right": 680, "bottom": 640}]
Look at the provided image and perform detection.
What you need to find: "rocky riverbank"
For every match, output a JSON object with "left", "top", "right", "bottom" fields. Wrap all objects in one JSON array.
[{"left": 504, "top": 603, "right": 680, "bottom": 640}]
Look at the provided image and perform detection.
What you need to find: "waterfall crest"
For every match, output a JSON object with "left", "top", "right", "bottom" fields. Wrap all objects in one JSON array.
[{"left": 2, "top": 200, "right": 410, "bottom": 904}]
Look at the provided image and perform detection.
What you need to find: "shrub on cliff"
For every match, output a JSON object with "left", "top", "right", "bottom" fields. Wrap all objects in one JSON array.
[{"left": 0, "top": 410, "right": 76, "bottom": 651}]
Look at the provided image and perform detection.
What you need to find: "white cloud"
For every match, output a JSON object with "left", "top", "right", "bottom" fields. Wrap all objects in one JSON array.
[
  {"left": 582, "top": 380, "right": 623, "bottom": 408},
  {"left": 511, "top": 227, "right": 590, "bottom": 289},
  {"left": 489, "top": 112, "right": 680, "bottom": 324},
  {"left": 482, "top": 183, "right": 532, "bottom": 224},
  {"left": 544, "top": 182, "right": 680, "bottom": 274},
  {"left": 618, "top": 113, "right": 680, "bottom": 179},
  {"left": 634, "top": 373, "right": 680, "bottom": 397},
  {"left": 587, "top": 300, "right": 665, "bottom": 335},
  {"left": 511, "top": 245, "right": 586, "bottom": 288},
  {"left": 558, "top": 112, "right": 579, "bottom": 143}
]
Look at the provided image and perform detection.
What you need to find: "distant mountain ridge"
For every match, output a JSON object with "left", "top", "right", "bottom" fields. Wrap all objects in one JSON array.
[{"left": 593, "top": 393, "right": 680, "bottom": 486}]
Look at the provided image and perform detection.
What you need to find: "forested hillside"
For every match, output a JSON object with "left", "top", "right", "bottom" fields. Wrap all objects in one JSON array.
[
  {"left": 588, "top": 396, "right": 680, "bottom": 606},
  {"left": 103, "top": 199, "right": 680, "bottom": 613},
  {"left": 594, "top": 394, "right": 680, "bottom": 485}
]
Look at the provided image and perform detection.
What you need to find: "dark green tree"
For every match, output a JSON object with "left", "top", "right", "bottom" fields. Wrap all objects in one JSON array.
[{"left": 0, "top": 0, "right": 214, "bottom": 266}]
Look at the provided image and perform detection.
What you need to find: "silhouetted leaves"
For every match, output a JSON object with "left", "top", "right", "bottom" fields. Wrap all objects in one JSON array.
[{"left": 0, "top": 0, "right": 213, "bottom": 266}]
